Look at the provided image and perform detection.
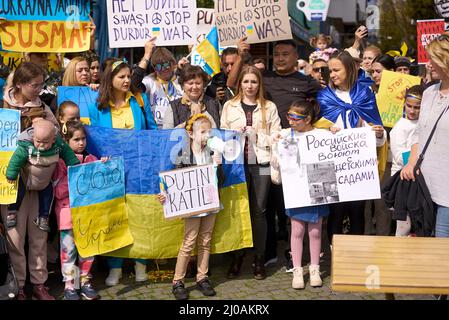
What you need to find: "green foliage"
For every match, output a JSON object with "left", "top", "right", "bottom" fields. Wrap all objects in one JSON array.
[
  {"left": 378, "top": 0, "right": 437, "bottom": 56},
  {"left": 197, "top": 0, "right": 214, "bottom": 8}
]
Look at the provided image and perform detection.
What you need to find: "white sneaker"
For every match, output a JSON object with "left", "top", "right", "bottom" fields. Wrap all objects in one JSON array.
[
  {"left": 105, "top": 268, "right": 122, "bottom": 286},
  {"left": 309, "top": 264, "right": 323, "bottom": 287},
  {"left": 134, "top": 262, "right": 148, "bottom": 282},
  {"left": 292, "top": 267, "right": 304, "bottom": 289}
]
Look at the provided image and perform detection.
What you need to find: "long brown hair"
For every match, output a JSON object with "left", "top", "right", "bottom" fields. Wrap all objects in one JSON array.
[
  {"left": 230, "top": 65, "right": 267, "bottom": 109},
  {"left": 96, "top": 61, "right": 139, "bottom": 110},
  {"left": 328, "top": 50, "right": 358, "bottom": 91},
  {"left": 12, "top": 61, "right": 47, "bottom": 89}
]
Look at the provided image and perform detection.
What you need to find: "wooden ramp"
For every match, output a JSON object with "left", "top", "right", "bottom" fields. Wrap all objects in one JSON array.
[{"left": 331, "top": 235, "right": 449, "bottom": 295}]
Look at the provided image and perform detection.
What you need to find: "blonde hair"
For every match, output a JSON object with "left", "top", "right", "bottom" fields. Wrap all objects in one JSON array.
[
  {"left": 62, "top": 56, "right": 88, "bottom": 86},
  {"left": 185, "top": 113, "right": 211, "bottom": 132},
  {"left": 426, "top": 32, "right": 449, "bottom": 76},
  {"left": 364, "top": 45, "right": 382, "bottom": 58},
  {"left": 231, "top": 65, "right": 267, "bottom": 109}
]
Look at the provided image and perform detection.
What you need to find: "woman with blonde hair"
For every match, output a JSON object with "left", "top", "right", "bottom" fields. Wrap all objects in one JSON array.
[
  {"left": 221, "top": 65, "right": 281, "bottom": 280},
  {"left": 401, "top": 33, "right": 449, "bottom": 238},
  {"left": 62, "top": 56, "right": 90, "bottom": 86}
]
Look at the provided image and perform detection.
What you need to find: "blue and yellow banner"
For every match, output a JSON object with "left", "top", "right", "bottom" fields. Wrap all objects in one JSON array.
[
  {"left": 85, "top": 126, "right": 253, "bottom": 259},
  {"left": 68, "top": 156, "right": 134, "bottom": 258},
  {"left": 0, "top": 0, "right": 91, "bottom": 52},
  {"left": 195, "top": 26, "right": 221, "bottom": 77},
  {"left": 57, "top": 86, "right": 97, "bottom": 125},
  {"left": 0, "top": 109, "right": 20, "bottom": 204}
]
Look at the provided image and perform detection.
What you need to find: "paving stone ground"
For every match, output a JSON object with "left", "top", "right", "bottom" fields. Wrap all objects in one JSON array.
[{"left": 41, "top": 237, "right": 434, "bottom": 301}]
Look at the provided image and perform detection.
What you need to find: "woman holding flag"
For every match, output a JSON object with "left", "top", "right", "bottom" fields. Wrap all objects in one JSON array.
[{"left": 316, "top": 50, "right": 386, "bottom": 246}]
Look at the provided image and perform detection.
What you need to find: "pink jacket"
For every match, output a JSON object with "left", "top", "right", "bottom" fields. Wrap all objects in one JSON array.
[{"left": 52, "top": 153, "right": 98, "bottom": 230}]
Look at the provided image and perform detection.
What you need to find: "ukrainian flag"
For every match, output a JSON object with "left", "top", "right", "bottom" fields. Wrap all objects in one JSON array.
[
  {"left": 195, "top": 26, "right": 221, "bottom": 77},
  {"left": 85, "top": 126, "right": 253, "bottom": 259}
]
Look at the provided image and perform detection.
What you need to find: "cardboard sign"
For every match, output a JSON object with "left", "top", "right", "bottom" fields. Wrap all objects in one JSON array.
[
  {"left": 57, "top": 86, "right": 98, "bottom": 125},
  {"left": 278, "top": 128, "right": 380, "bottom": 209},
  {"left": 0, "top": 109, "right": 20, "bottom": 204},
  {"left": 68, "top": 157, "right": 133, "bottom": 257},
  {"left": 0, "top": 51, "right": 63, "bottom": 72},
  {"left": 376, "top": 70, "right": 422, "bottom": 128},
  {"left": 417, "top": 19, "right": 445, "bottom": 64},
  {"left": 296, "top": 0, "right": 331, "bottom": 21},
  {"left": 0, "top": 0, "right": 91, "bottom": 53},
  {"left": 215, "top": 0, "right": 293, "bottom": 46},
  {"left": 159, "top": 164, "right": 220, "bottom": 220},
  {"left": 106, "top": 0, "right": 197, "bottom": 48},
  {"left": 192, "top": 8, "right": 215, "bottom": 68}
]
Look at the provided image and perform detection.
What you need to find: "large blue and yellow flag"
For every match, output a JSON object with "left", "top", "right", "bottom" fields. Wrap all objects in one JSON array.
[
  {"left": 85, "top": 127, "right": 252, "bottom": 259},
  {"left": 68, "top": 157, "right": 133, "bottom": 258},
  {"left": 195, "top": 26, "right": 221, "bottom": 77}
]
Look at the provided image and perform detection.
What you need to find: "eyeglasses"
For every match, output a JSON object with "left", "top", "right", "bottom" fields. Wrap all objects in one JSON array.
[
  {"left": 153, "top": 61, "right": 171, "bottom": 72},
  {"left": 312, "top": 67, "right": 328, "bottom": 73},
  {"left": 26, "top": 82, "right": 44, "bottom": 90}
]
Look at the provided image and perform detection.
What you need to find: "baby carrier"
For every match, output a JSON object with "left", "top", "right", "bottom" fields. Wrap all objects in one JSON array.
[{"left": 0, "top": 223, "right": 19, "bottom": 300}]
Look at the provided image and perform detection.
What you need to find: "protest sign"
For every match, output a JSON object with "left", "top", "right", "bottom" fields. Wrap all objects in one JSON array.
[
  {"left": 0, "top": 51, "right": 62, "bottom": 72},
  {"left": 0, "top": 109, "right": 20, "bottom": 204},
  {"left": 0, "top": 0, "right": 91, "bottom": 52},
  {"left": 57, "top": 86, "right": 98, "bottom": 125},
  {"left": 278, "top": 128, "right": 380, "bottom": 209},
  {"left": 106, "top": 0, "right": 197, "bottom": 48},
  {"left": 68, "top": 157, "right": 133, "bottom": 257},
  {"left": 417, "top": 19, "right": 445, "bottom": 64},
  {"left": 215, "top": 0, "right": 293, "bottom": 46},
  {"left": 191, "top": 8, "right": 215, "bottom": 68},
  {"left": 160, "top": 164, "right": 220, "bottom": 220},
  {"left": 376, "top": 70, "right": 421, "bottom": 128}
]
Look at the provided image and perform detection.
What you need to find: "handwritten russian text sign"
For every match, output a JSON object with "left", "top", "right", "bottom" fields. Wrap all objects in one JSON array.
[
  {"left": 106, "top": 0, "right": 197, "bottom": 48},
  {"left": 0, "top": 0, "right": 91, "bottom": 52},
  {"left": 57, "top": 86, "right": 98, "bottom": 125},
  {"left": 377, "top": 70, "right": 421, "bottom": 128},
  {"left": 215, "top": 0, "right": 292, "bottom": 47},
  {"left": 279, "top": 128, "right": 380, "bottom": 209},
  {"left": 160, "top": 164, "right": 220, "bottom": 220},
  {"left": 68, "top": 157, "right": 133, "bottom": 257},
  {"left": 0, "top": 109, "right": 20, "bottom": 204}
]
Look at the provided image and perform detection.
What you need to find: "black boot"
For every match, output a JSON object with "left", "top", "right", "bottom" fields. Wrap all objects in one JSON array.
[
  {"left": 254, "top": 255, "right": 266, "bottom": 280},
  {"left": 227, "top": 253, "right": 244, "bottom": 279}
]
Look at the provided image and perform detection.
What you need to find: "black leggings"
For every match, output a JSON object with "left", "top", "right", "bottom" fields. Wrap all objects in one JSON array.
[
  {"left": 245, "top": 164, "right": 271, "bottom": 257},
  {"left": 327, "top": 200, "right": 366, "bottom": 245}
]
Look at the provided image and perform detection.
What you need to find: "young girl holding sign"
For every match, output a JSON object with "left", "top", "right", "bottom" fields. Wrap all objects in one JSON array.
[
  {"left": 158, "top": 114, "right": 224, "bottom": 300},
  {"left": 53, "top": 120, "right": 103, "bottom": 300},
  {"left": 272, "top": 100, "right": 330, "bottom": 289}
]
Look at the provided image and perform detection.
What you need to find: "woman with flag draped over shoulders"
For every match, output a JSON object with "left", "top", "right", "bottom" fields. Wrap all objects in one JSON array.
[
  {"left": 315, "top": 50, "right": 386, "bottom": 247},
  {"left": 87, "top": 60, "right": 156, "bottom": 287}
]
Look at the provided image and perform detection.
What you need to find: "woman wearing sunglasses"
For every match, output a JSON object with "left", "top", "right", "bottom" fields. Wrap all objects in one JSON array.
[
  {"left": 316, "top": 50, "right": 386, "bottom": 246},
  {"left": 220, "top": 65, "right": 281, "bottom": 280},
  {"left": 132, "top": 38, "right": 183, "bottom": 128}
]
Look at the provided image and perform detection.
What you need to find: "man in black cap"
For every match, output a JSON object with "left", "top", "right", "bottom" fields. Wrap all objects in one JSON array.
[{"left": 394, "top": 56, "right": 411, "bottom": 74}]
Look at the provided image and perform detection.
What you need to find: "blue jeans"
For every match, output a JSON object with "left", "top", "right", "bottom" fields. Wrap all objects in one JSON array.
[{"left": 435, "top": 205, "right": 449, "bottom": 238}]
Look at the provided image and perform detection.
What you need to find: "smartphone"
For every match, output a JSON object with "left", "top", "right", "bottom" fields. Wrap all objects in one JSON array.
[{"left": 321, "top": 67, "right": 330, "bottom": 84}]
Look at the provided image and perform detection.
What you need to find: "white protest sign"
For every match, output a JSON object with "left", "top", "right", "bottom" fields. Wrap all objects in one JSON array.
[
  {"left": 191, "top": 8, "right": 215, "bottom": 68},
  {"left": 215, "top": 0, "right": 293, "bottom": 47},
  {"left": 296, "top": 0, "right": 331, "bottom": 21},
  {"left": 159, "top": 164, "right": 220, "bottom": 219},
  {"left": 278, "top": 128, "right": 380, "bottom": 209},
  {"left": 106, "top": 0, "right": 197, "bottom": 48}
]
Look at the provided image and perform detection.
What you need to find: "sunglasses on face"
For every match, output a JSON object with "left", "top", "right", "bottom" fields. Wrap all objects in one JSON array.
[
  {"left": 153, "top": 61, "right": 171, "bottom": 72},
  {"left": 312, "top": 67, "right": 328, "bottom": 73}
]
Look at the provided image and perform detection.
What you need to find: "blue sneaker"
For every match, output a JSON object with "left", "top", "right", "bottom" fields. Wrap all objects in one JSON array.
[
  {"left": 63, "top": 288, "right": 80, "bottom": 300},
  {"left": 80, "top": 282, "right": 100, "bottom": 300}
]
